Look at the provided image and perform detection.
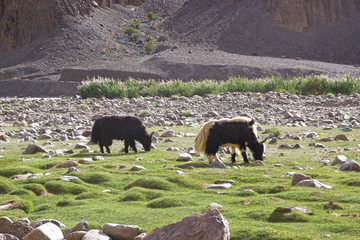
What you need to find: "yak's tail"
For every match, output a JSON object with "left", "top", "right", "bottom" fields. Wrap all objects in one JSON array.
[
  {"left": 194, "top": 120, "right": 215, "bottom": 155},
  {"left": 91, "top": 121, "right": 100, "bottom": 144}
]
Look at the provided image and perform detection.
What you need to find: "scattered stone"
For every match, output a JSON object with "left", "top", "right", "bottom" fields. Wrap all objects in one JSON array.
[
  {"left": 66, "top": 231, "right": 87, "bottom": 240},
  {"left": 339, "top": 160, "right": 360, "bottom": 172},
  {"left": 78, "top": 158, "right": 93, "bottom": 163},
  {"left": 208, "top": 161, "right": 228, "bottom": 168},
  {"left": 332, "top": 155, "right": 347, "bottom": 166},
  {"left": 130, "top": 165, "right": 147, "bottom": 171},
  {"left": 268, "top": 137, "right": 277, "bottom": 144},
  {"left": 102, "top": 224, "right": 141, "bottom": 240},
  {"left": 215, "top": 180, "right": 234, "bottom": 184},
  {"left": 67, "top": 167, "right": 79, "bottom": 173},
  {"left": 318, "top": 137, "right": 334, "bottom": 142},
  {"left": 295, "top": 179, "right": 332, "bottom": 189},
  {"left": 74, "top": 143, "right": 89, "bottom": 149},
  {"left": 143, "top": 209, "right": 229, "bottom": 240},
  {"left": 82, "top": 229, "right": 111, "bottom": 240},
  {"left": 135, "top": 157, "right": 143, "bottom": 161},
  {"left": 160, "top": 130, "right": 175, "bottom": 137},
  {"left": 334, "top": 134, "right": 349, "bottom": 141},
  {"left": 176, "top": 170, "right": 184, "bottom": 175},
  {"left": 164, "top": 138, "right": 174, "bottom": 143},
  {"left": 56, "top": 160, "right": 79, "bottom": 168},
  {"left": 65, "top": 220, "right": 89, "bottom": 237},
  {"left": 0, "top": 220, "right": 33, "bottom": 240},
  {"left": 252, "top": 160, "right": 265, "bottom": 166},
  {"left": 23, "top": 222, "right": 63, "bottom": 240},
  {"left": 292, "top": 143, "right": 303, "bottom": 149},
  {"left": 93, "top": 156, "right": 104, "bottom": 161},
  {"left": 208, "top": 203, "right": 223, "bottom": 208},
  {"left": 314, "top": 143, "right": 325, "bottom": 148},
  {"left": 278, "top": 144, "right": 291, "bottom": 149},
  {"left": 177, "top": 153, "right": 193, "bottom": 162},
  {"left": 291, "top": 173, "right": 312, "bottom": 186},
  {"left": 23, "top": 144, "right": 48, "bottom": 154},
  {"left": 134, "top": 233, "right": 147, "bottom": 240},
  {"left": 206, "top": 183, "right": 232, "bottom": 189},
  {"left": 58, "top": 176, "right": 80, "bottom": 182},
  {"left": 0, "top": 233, "right": 19, "bottom": 240}
]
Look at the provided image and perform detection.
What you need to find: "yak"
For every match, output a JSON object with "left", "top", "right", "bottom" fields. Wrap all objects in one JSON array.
[
  {"left": 194, "top": 117, "right": 266, "bottom": 164},
  {"left": 91, "top": 116, "right": 154, "bottom": 154}
]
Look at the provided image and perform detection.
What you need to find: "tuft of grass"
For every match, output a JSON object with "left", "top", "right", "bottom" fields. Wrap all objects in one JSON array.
[
  {"left": 139, "top": 110, "right": 153, "bottom": 117},
  {"left": 144, "top": 41, "right": 154, "bottom": 54},
  {"left": 45, "top": 181, "right": 88, "bottom": 195},
  {"left": 166, "top": 176, "right": 202, "bottom": 190},
  {"left": 147, "top": 12, "right": 158, "bottom": 21},
  {"left": 132, "top": 33, "right": 140, "bottom": 42},
  {"left": 0, "top": 178, "right": 14, "bottom": 193},
  {"left": 265, "top": 126, "right": 281, "bottom": 138},
  {"left": 33, "top": 204, "right": 54, "bottom": 212},
  {"left": 78, "top": 76, "right": 360, "bottom": 99},
  {"left": 9, "top": 189, "right": 36, "bottom": 197},
  {"left": 120, "top": 187, "right": 163, "bottom": 202},
  {"left": 79, "top": 173, "right": 111, "bottom": 185},
  {"left": 145, "top": 35, "right": 154, "bottom": 42},
  {"left": 80, "top": 104, "right": 89, "bottom": 110},
  {"left": 125, "top": 27, "right": 136, "bottom": 35},
  {"left": 23, "top": 184, "right": 46, "bottom": 196},
  {"left": 57, "top": 199, "right": 78, "bottom": 207},
  {"left": 134, "top": 20, "right": 141, "bottom": 29},
  {"left": 75, "top": 192, "right": 106, "bottom": 200},
  {"left": 0, "top": 167, "right": 32, "bottom": 178},
  {"left": 147, "top": 197, "right": 191, "bottom": 208},
  {"left": 125, "top": 177, "right": 174, "bottom": 191},
  {"left": 268, "top": 210, "right": 310, "bottom": 223}
]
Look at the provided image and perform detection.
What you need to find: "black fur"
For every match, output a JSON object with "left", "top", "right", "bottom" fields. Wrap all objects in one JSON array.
[
  {"left": 91, "top": 116, "right": 153, "bottom": 154},
  {"left": 205, "top": 120, "right": 265, "bottom": 163}
]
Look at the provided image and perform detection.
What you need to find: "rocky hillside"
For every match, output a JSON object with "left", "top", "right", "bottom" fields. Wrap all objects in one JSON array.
[
  {"left": 165, "top": 0, "right": 360, "bottom": 64},
  {"left": 0, "top": 0, "right": 360, "bottom": 96}
]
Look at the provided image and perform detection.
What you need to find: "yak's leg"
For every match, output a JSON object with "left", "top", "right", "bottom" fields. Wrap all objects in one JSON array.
[
  {"left": 105, "top": 146, "right": 111, "bottom": 153},
  {"left": 124, "top": 139, "right": 130, "bottom": 154},
  {"left": 231, "top": 146, "right": 237, "bottom": 163},
  {"left": 240, "top": 143, "right": 249, "bottom": 163},
  {"left": 208, "top": 155, "right": 214, "bottom": 164},
  {"left": 99, "top": 142, "right": 104, "bottom": 154},
  {"left": 130, "top": 140, "right": 137, "bottom": 152}
]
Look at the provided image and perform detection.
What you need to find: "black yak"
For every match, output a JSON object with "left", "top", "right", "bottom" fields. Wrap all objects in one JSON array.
[
  {"left": 194, "top": 117, "right": 266, "bottom": 164},
  {"left": 91, "top": 116, "right": 154, "bottom": 154}
]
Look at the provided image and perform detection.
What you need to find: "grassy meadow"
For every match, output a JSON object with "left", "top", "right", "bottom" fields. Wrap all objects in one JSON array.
[{"left": 0, "top": 125, "right": 360, "bottom": 240}]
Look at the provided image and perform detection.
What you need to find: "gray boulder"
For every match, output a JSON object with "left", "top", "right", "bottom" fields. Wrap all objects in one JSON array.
[
  {"left": 102, "top": 223, "right": 141, "bottom": 240},
  {"left": 23, "top": 144, "right": 48, "bottom": 154},
  {"left": 332, "top": 155, "right": 347, "bottom": 166},
  {"left": 144, "top": 209, "right": 230, "bottom": 240},
  {"left": 340, "top": 160, "right": 360, "bottom": 172},
  {"left": 82, "top": 230, "right": 111, "bottom": 240},
  {"left": 291, "top": 173, "right": 312, "bottom": 186},
  {"left": 23, "top": 223, "right": 63, "bottom": 240}
]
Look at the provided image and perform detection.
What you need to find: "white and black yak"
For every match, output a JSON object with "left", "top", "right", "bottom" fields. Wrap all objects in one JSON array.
[
  {"left": 194, "top": 117, "right": 266, "bottom": 164},
  {"left": 91, "top": 116, "right": 154, "bottom": 154}
]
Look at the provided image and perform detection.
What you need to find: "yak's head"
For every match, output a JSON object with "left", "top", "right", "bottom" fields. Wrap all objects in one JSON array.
[
  {"left": 252, "top": 138, "right": 267, "bottom": 160},
  {"left": 143, "top": 131, "right": 154, "bottom": 151}
]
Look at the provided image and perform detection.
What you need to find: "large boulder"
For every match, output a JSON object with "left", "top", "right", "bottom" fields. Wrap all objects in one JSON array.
[
  {"left": 144, "top": 209, "right": 230, "bottom": 240},
  {"left": 23, "top": 223, "right": 63, "bottom": 240}
]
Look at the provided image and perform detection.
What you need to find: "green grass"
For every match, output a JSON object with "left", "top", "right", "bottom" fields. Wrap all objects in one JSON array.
[
  {"left": 0, "top": 125, "right": 360, "bottom": 239},
  {"left": 78, "top": 76, "right": 360, "bottom": 99}
]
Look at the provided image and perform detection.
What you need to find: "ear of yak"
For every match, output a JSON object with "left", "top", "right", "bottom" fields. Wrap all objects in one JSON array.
[
  {"left": 260, "top": 137, "right": 268, "bottom": 144},
  {"left": 150, "top": 131, "right": 155, "bottom": 138}
]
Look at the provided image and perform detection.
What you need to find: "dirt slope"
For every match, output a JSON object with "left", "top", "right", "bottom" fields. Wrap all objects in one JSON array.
[{"left": 0, "top": 0, "right": 360, "bottom": 97}]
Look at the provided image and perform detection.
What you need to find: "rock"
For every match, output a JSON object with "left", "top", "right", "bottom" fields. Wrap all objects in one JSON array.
[
  {"left": 64, "top": 220, "right": 89, "bottom": 237},
  {"left": 314, "top": 143, "right": 325, "bottom": 148},
  {"left": 58, "top": 176, "right": 79, "bottom": 182},
  {"left": 133, "top": 233, "right": 147, "bottom": 240},
  {"left": 67, "top": 167, "right": 79, "bottom": 173},
  {"left": 318, "top": 137, "right": 334, "bottom": 142},
  {"left": 268, "top": 137, "right": 277, "bottom": 144},
  {"left": 65, "top": 231, "right": 87, "bottom": 240},
  {"left": 292, "top": 143, "right": 303, "bottom": 149},
  {"left": 78, "top": 158, "right": 93, "bottom": 163},
  {"left": 130, "top": 165, "right": 147, "bottom": 171},
  {"left": 291, "top": 173, "right": 312, "bottom": 186},
  {"left": 93, "top": 156, "right": 104, "bottom": 161},
  {"left": 144, "top": 209, "right": 230, "bottom": 240},
  {"left": 56, "top": 160, "right": 79, "bottom": 168},
  {"left": 176, "top": 170, "right": 184, "bottom": 175},
  {"left": 339, "top": 160, "right": 360, "bottom": 172},
  {"left": 332, "top": 155, "right": 347, "bottom": 166},
  {"left": 208, "top": 161, "right": 228, "bottom": 168},
  {"left": 23, "top": 144, "right": 48, "bottom": 154},
  {"left": 0, "top": 220, "right": 33, "bottom": 240},
  {"left": 206, "top": 183, "right": 232, "bottom": 189},
  {"left": 334, "top": 134, "right": 349, "bottom": 141},
  {"left": 160, "top": 130, "right": 175, "bottom": 137},
  {"left": 82, "top": 229, "right": 111, "bottom": 240},
  {"left": 0, "top": 233, "right": 19, "bottom": 240},
  {"left": 102, "top": 223, "right": 141, "bottom": 240},
  {"left": 30, "top": 219, "right": 65, "bottom": 229},
  {"left": 295, "top": 179, "right": 332, "bottom": 189},
  {"left": 74, "top": 143, "right": 89, "bottom": 149},
  {"left": 215, "top": 180, "right": 234, "bottom": 184},
  {"left": 278, "top": 144, "right": 291, "bottom": 149},
  {"left": 208, "top": 203, "right": 223, "bottom": 208},
  {"left": 177, "top": 153, "right": 193, "bottom": 162},
  {"left": 23, "top": 223, "right": 63, "bottom": 240},
  {"left": 252, "top": 160, "right": 265, "bottom": 166}
]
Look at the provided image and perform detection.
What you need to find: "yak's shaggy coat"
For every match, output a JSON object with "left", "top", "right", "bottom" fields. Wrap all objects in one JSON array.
[
  {"left": 91, "top": 116, "right": 153, "bottom": 153},
  {"left": 195, "top": 117, "right": 265, "bottom": 163}
]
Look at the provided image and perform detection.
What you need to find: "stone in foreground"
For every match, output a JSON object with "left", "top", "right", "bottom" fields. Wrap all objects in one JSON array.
[{"left": 144, "top": 208, "right": 230, "bottom": 240}]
